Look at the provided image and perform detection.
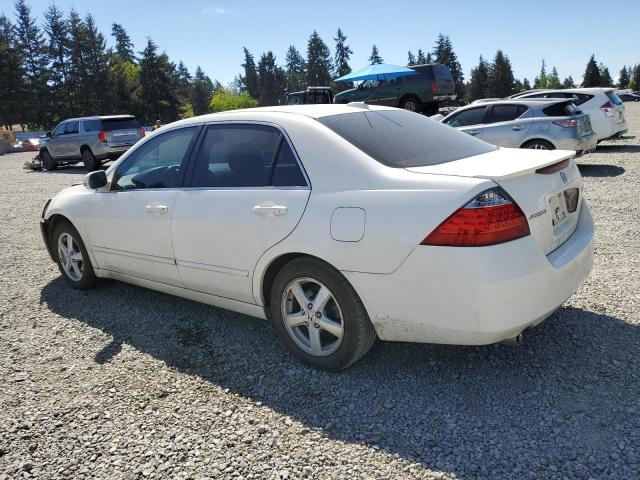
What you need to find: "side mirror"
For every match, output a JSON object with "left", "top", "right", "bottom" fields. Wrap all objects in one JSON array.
[
  {"left": 46, "top": 131, "right": 52, "bottom": 138},
  {"left": 84, "top": 170, "right": 107, "bottom": 190}
]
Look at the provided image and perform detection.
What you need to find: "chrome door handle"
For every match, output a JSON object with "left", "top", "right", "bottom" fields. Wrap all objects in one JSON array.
[
  {"left": 253, "top": 205, "right": 288, "bottom": 217},
  {"left": 512, "top": 125, "right": 525, "bottom": 131},
  {"left": 146, "top": 204, "right": 168, "bottom": 214}
]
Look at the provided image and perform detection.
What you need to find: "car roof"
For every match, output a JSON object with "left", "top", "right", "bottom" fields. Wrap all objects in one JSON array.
[
  {"left": 462, "top": 98, "right": 572, "bottom": 108},
  {"left": 63, "top": 114, "right": 136, "bottom": 122}
]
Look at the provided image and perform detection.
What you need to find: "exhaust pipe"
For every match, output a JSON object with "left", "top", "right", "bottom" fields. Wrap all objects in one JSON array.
[{"left": 500, "top": 332, "right": 523, "bottom": 346}]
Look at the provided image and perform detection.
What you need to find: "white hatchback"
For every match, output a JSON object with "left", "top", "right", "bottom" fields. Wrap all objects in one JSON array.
[{"left": 40, "top": 105, "right": 594, "bottom": 370}]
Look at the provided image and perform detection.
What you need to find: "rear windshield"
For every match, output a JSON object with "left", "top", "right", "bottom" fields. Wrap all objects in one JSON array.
[
  {"left": 605, "top": 91, "right": 623, "bottom": 106},
  {"left": 102, "top": 117, "right": 140, "bottom": 130},
  {"left": 542, "top": 102, "right": 581, "bottom": 117},
  {"left": 432, "top": 64, "right": 453, "bottom": 80},
  {"left": 317, "top": 109, "right": 496, "bottom": 168}
]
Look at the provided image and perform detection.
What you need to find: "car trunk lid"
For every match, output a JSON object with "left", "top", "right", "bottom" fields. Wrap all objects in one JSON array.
[
  {"left": 102, "top": 117, "right": 141, "bottom": 146},
  {"left": 406, "top": 148, "right": 583, "bottom": 255}
]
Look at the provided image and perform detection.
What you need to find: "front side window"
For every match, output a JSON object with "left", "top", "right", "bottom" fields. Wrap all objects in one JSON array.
[
  {"left": 65, "top": 121, "right": 79, "bottom": 134},
  {"left": 52, "top": 122, "right": 66, "bottom": 136},
  {"left": 112, "top": 127, "right": 197, "bottom": 190},
  {"left": 444, "top": 106, "right": 487, "bottom": 127},
  {"left": 191, "top": 124, "right": 281, "bottom": 188}
]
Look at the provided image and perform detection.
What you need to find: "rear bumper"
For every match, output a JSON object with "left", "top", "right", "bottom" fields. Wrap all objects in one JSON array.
[
  {"left": 554, "top": 133, "right": 597, "bottom": 156},
  {"left": 344, "top": 202, "right": 594, "bottom": 345},
  {"left": 94, "top": 146, "right": 130, "bottom": 161},
  {"left": 432, "top": 94, "right": 458, "bottom": 101}
]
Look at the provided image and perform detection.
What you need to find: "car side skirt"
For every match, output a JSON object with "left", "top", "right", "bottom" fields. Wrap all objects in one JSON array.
[{"left": 94, "top": 268, "right": 268, "bottom": 320}]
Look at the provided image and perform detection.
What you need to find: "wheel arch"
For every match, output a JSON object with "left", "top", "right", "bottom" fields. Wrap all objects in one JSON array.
[
  {"left": 519, "top": 138, "right": 556, "bottom": 149},
  {"left": 43, "top": 213, "right": 75, "bottom": 261},
  {"left": 80, "top": 144, "right": 92, "bottom": 154}
]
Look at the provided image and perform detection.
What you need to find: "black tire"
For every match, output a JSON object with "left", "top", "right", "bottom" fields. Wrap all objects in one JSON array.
[
  {"left": 52, "top": 221, "right": 97, "bottom": 290},
  {"left": 41, "top": 150, "right": 57, "bottom": 171},
  {"left": 521, "top": 139, "right": 555, "bottom": 150},
  {"left": 270, "top": 257, "right": 376, "bottom": 371},
  {"left": 82, "top": 149, "right": 99, "bottom": 171},
  {"left": 423, "top": 102, "right": 439, "bottom": 116},
  {"left": 400, "top": 96, "right": 422, "bottom": 113}
]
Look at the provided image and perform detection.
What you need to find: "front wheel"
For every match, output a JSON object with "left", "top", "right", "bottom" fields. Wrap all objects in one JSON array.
[
  {"left": 521, "top": 139, "right": 555, "bottom": 150},
  {"left": 41, "top": 150, "right": 57, "bottom": 171},
  {"left": 270, "top": 257, "right": 376, "bottom": 371},
  {"left": 53, "top": 221, "right": 97, "bottom": 290}
]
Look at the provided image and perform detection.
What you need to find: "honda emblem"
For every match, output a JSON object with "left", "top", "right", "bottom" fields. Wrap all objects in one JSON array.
[{"left": 560, "top": 171, "right": 567, "bottom": 184}]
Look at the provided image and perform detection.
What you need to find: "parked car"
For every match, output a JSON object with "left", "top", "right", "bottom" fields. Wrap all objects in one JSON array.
[
  {"left": 333, "top": 63, "right": 457, "bottom": 114},
  {"left": 441, "top": 99, "right": 597, "bottom": 155},
  {"left": 285, "top": 87, "right": 333, "bottom": 105},
  {"left": 504, "top": 88, "right": 627, "bottom": 142},
  {"left": 617, "top": 92, "right": 640, "bottom": 102},
  {"left": 20, "top": 137, "right": 41, "bottom": 152},
  {"left": 40, "top": 104, "right": 594, "bottom": 370},
  {"left": 40, "top": 115, "right": 144, "bottom": 171}
]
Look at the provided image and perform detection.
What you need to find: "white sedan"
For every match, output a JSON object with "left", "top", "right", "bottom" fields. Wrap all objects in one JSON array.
[{"left": 40, "top": 104, "right": 594, "bottom": 370}]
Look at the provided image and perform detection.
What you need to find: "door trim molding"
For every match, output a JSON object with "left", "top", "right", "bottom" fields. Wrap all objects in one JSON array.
[
  {"left": 93, "top": 245, "right": 176, "bottom": 265},
  {"left": 176, "top": 259, "right": 249, "bottom": 277}
]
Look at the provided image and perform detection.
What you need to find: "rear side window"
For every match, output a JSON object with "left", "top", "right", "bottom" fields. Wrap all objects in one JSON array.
[
  {"left": 444, "top": 106, "right": 487, "bottom": 127},
  {"left": 542, "top": 102, "right": 580, "bottom": 117},
  {"left": 318, "top": 109, "right": 496, "bottom": 168},
  {"left": 191, "top": 124, "right": 281, "bottom": 188},
  {"left": 606, "top": 91, "right": 623, "bottom": 105},
  {"left": 83, "top": 120, "right": 102, "bottom": 132},
  {"left": 486, "top": 104, "right": 527, "bottom": 123},
  {"left": 103, "top": 117, "right": 140, "bottom": 131},
  {"left": 272, "top": 141, "right": 306, "bottom": 187}
]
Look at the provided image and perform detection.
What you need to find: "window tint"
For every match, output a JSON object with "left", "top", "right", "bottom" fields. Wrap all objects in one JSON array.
[
  {"left": 605, "top": 91, "right": 623, "bottom": 105},
  {"left": 83, "top": 120, "right": 102, "bottom": 132},
  {"left": 572, "top": 93, "right": 593, "bottom": 105},
  {"left": 103, "top": 117, "right": 140, "bottom": 130},
  {"left": 543, "top": 92, "right": 569, "bottom": 99},
  {"left": 272, "top": 141, "right": 306, "bottom": 187},
  {"left": 433, "top": 64, "right": 452, "bottom": 80},
  {"left": 318, "top": 109, "right": 496, "bottom": 168},
  {"left": 486, "top": 104, "right": 522, "bottom": 123},
  {"left": 191, "top": 124, "right": 281, "bottom": 188},
  {"left": 52, "top": 122, "right": 66, "bottom": 136},
  {"left": 542, "top": 102, "right": 579, "bottom": 117},
  {"left": 112, "top": 127, "right": 197, "bottom": 190},
  {"left": 65, "top": 121, "right": 79, "bottom": 134},
  {"left": 444, "top": 106, "right": 487, "bottom": 127}
]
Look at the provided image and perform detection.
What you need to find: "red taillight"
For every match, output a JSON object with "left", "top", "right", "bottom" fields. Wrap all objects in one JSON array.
[
  {"left": 98, "top": 131, "right": 107, "bottom": 143},
  {"left": 431, "top": 80, "right": 438, "bottom": 92},
  {"left": 139, "top": 127, "right": 146, "bottom": 137},
  {"left": 553, "top": 119, "right": 578, "bottom": 128},
  {"left": 600, "top": 100, "right": 614, "bottom": 117},
  {"left": 421, "top": 188, "right": 530, "bottom": 247}
]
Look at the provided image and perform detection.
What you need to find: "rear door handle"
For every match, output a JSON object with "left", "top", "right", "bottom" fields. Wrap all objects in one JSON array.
[
  {"left": 253, "top": 205, "right": 288, "bottom": 217},
  {"left": 146, "top": 204, "right": 168, "bottom": 214},
  {"left": 512, "top": 125, "right": 525, "bottom": 131}
]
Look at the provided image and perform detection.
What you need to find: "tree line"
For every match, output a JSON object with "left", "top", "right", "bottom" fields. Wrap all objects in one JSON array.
[{"left": 1, "top": 0, "right": 638, "bottom": 130}]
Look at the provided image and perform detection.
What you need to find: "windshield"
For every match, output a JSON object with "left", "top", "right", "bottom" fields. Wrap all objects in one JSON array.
[{"left": 317, "top": 109, "right": 497, "bottom": 168}]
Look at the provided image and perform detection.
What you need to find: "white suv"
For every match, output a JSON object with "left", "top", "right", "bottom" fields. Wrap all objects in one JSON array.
[{"left": 508, "top": 88, "right": 627, "bottom": 142}]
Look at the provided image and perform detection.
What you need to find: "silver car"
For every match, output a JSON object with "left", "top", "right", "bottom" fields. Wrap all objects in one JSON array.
[
  {"left": 40, "top": 115, "right": 144, "bottom": 171},
  {"left": 441, "top": 99, "right": 597, "bottom": 154}
]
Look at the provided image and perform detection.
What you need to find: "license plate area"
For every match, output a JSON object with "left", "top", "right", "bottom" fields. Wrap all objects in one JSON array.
[{"left": 549, "top": 192, "right": 568, "bottom": 228}]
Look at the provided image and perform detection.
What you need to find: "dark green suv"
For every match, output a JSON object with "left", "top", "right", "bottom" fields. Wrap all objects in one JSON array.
[{"left": 333, "top": 63, "right": 456, "bottom": 114}]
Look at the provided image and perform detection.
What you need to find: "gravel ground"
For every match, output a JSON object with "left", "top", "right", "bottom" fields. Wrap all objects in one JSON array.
[{"left": 1, "top": 104, "right": 639, "bottom": 480}]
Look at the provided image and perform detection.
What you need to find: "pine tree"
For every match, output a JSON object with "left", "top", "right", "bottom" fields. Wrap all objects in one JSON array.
[
  {"left": 368, "top": 44, "right": 383, "bottom": 64},
  {"left": 416, "top": 49, "right": 426, "bottom": 64},
  {"left": 618, "top": 66, "right": 630, "bottom": 89},
  {"left": 487, "top": 50, "right": 515, "bottom": 98},
  {"left": 138, "top": 38, "right": 179, "bottom": 122},
  {"left": 43, "top": 4, "right": 69, "bottom": 122},
  {"left": 522, "top": 78, "right": 531, "bottom": 90},
  {"left": 191, "top": 66, "right": 214, "bottom": 115},
  {"left": 632, "top": 65, "right": 640, "bottom": 89},
  {"left": 306, "top": 31, "right": 332, "bottom": 86},
  {"left": 14, "top": 0, "right": 50, "bottom": 127},
  {"left": 333, "top": 28, "right": 352, "bottom": 78},
  {"left": 257, "top": 51, "right": 286, "bottom": 106},
  {"left": 109, "top": 55, "right": 141, "bottom": 116},
  {"left": 81, "top": 14, "right": 111, "bottom": 114},
  {"left": 425, "top": 51, "right": 433, "bottom": 63},
  {"left": 467, "top": 55, "right": 490, "bottom": 102},
  {"left": 547, "top": 66, "right": 561, "bottom": 89},
  {"left": 407, "top": 50, "right": 416, "bottom": 66},
  {"left": 0, "top": 14, "right": 24, "bottom": 128},
  {"left": 562, "top": 76, "right": 576, "bottom": 89},
  {"left": 534, "top": 59, "right": 547, "bottom": 89},
  {"left": 240, "top": 47, "right": 259, "bottom": 99},
  {"left": 513, "top": 79, "right": 523, "bottom": 92},
  {"left": 285, "top": 45, "right": 306, "bottom": 92},
  {"left": 66, "top": 9, "right": 87, "bottom": 116},
  {"left": 581, "top": 55, "right": 601, "bottom": 87},
  {"left": 111, "top": 23, "right": 135, "bottom": 62},
  {"left": 432, "top": 34, "right": 464, "bottom": 96},
  {"left": 599, "top": 63, "right": 613, "bottom": 87}
]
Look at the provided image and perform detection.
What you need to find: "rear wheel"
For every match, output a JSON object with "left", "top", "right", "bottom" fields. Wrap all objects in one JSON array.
[
  {"left": 400, "top": 96, "right": 422, "bottom": 113},
  {"left": 521, "top": 139, "right": 555, "bottom": 150},
  {"left": 270, "top": 257, "right": 376, "bottom": 371},
  {"left": 82, "top": 149, "right": 99, "bottom": 171},
  {"left": 41, "top": 150, "right": 57, "bottom": 171},
  {"left": 53, "top": 221, "right": 97, "bottom": 290}
]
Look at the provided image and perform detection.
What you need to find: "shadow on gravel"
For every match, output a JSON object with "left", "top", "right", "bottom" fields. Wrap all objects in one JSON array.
[
  {"left": 40, "top": 277, "right": 640, "bottom": 479},
  {"left": 577, "top": 164, "right": 625, "bottom": 177},
  {"left": 592, "top": 144, "right": 640, "bottom": 154}
]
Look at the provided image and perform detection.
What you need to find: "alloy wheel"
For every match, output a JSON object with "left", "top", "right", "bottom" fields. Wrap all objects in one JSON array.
[
  {"left": 57, "top": 232, "right": 84, "bottom": 281},
  {"left": 528, "top": 143, "right": 548, "bottom": 150},
  {"left": 404, "top": 101, "right": 416, "bottom": 111},
  {"left": 281, "top": 277, "right": 344, "bottom": 356}
]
